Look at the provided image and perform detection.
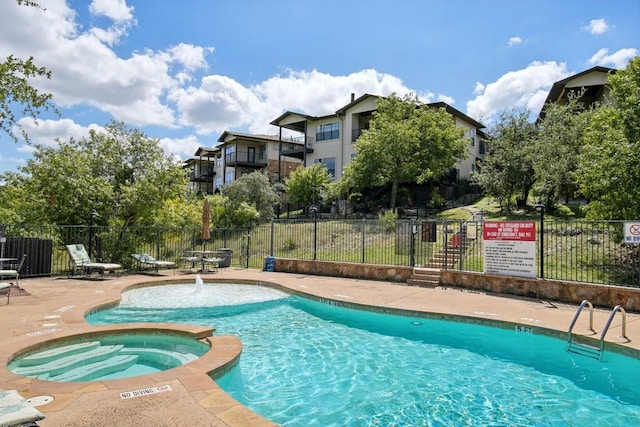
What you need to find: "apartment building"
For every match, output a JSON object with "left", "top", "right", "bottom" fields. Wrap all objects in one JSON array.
[
  {"left": 187, "top": 93, "right": 486, "bottom": 197},
  {"left": 270, "top": 93, "right": 487, "bottom": 183},
  {"left": 537, "top": 65, "right": 615, "bottom": 122},
  {"left": 184, "top": 131, "right": 303, "bottom": 195}
]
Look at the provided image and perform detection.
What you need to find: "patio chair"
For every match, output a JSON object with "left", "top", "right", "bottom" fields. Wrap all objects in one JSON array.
[
  {"left": 0, "top": 389, "right": 46, "bottom": 426},
  {"left": 65, "top": 244, "right": 122, "bottom": 279},
  {"left": 0, "top": 253, "right": 27, "bottom": 289},
  {"left": 131, "top": 253, "right": 176, "bottom": 275},
  {"left": 0, "top": 282, "right": 18, "bottom": 305}
]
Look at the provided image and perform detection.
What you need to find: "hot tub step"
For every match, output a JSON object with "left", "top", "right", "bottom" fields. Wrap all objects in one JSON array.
[
  {"left": 13, "top": 345, "right": 124, "bottom": 377},
  {"left": 121, "top": 347, "right": 198, "bottom": 366},
  {"left": 17, "top": 341, "right": 101, "bottom": 367},
  {"left": 48, "top": 354, "right": 139, "bottom": 382}
]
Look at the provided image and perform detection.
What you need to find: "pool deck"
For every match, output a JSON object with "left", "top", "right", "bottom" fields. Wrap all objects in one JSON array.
[{"left": 1, "top": 269, "right": 639, "bottom": 426}]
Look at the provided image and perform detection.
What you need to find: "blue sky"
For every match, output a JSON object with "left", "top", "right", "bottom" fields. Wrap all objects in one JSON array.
[{"left": 0, "top": 0, "right": 638, "bottom": 176}]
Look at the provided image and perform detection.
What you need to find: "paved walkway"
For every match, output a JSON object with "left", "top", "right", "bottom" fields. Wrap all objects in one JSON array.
[{"left": 1, "top": 269, "right": 638, "bottom": 426}]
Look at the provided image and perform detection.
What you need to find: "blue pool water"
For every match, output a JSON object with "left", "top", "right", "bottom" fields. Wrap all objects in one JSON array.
[{"left": 86, "top": 283, "right": 640, "bottom": 426}]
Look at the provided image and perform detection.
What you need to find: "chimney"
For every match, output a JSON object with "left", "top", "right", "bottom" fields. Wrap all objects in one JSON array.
[{"left": 351, "top": 93, "right": 355, "bottom": 102}]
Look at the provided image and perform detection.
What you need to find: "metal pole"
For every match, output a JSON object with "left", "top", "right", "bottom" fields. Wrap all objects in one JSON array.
[
  {"left": 540, "top": 208, "right": 545, "bottom": 278},
  {"left": 88, "top": 210, "right": 98, "bottom": 259},
  {"left": 534, "top": 201, "right": 545, "bottom": 279}
]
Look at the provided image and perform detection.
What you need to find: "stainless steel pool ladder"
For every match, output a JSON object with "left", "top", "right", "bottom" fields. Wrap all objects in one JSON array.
[{"left": 567, "top": 300, "right": 628, "bottom": 360}]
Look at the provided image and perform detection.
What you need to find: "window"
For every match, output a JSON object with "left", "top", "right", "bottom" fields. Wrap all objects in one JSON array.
[
  {"left": 469, "top": 129, "right": 475, "bottom": 146},
  {"left": 225, "top": 145, "right": 236, "bottom": 163},
  {"left": 225, "top": 171, "right": 234, "bottom": 182},
  {"left": 316, "top": 122, "right": 340, "bottom": 141},
  {"left": 259, "top": 145, "right": 266, "bottom": 161},
  {"left": 317, "top": 157, "right": 336, "bottom": 177}
]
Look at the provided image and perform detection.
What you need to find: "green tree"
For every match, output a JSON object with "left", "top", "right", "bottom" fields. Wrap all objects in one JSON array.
[
  {"left": 285, "top": 163, "right": 332, "bottom": 211},
  {"left": 220, "top": 171, "right": 279, "bottom": 227},
  {"left": 1, "top": 1, "right": 57, "bottom": 143},
  {"left": 534, "top": 94, "right": 591, "bottom": 207},
  {"left": 340, "top": 93, "right": 466, "bottom": 209},
  {"left": 5, "top": 121, "right": 188, "bottom": 226},
  {"left": 578, "top": 56, "right": 640, "bottom": 220},
  {"left": 471, "top": 109, "right": 536, "bottom": 211}
]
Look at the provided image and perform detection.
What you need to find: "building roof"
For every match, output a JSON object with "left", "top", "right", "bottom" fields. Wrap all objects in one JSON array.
[
  {"left": 427, "top": 101, "right": 485, "bottom": 129},
  {"left": 537, "top": 66, "right": 616, "bottom": 121},
  {"left": 270, "top": 93, "right": 485, "bottom": 132},
  {"left": 217, "top": 130, "right": 281, "bottom": 144}
]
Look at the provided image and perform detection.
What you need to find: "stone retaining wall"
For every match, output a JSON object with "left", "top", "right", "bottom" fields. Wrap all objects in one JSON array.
[
  {"left": 273, "top": 258, "right": 640, "bottom": 312},
  {"left": 273, "top": 258, "right": 413, "bottom": 283},
  {"left": 441, "top": 270, "right": 640, "bottom": 312}
]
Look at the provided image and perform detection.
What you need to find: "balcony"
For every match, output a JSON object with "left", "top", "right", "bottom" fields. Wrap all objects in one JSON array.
[
  {"left": 225, "top": 150, "right": 268, "bottom": 168},
  {"left": 189, "top": 170, "right": 216, "bottom": 183},
  {"left": 280, "top": 136, "right": 314, "bottom": 160}
]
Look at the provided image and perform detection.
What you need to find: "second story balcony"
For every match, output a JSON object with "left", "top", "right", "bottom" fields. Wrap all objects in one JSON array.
[
  {"left": 280, "top": 136, "right": 314, "bottom": 160},
  {"left": 225, "top": 150, "right": 268, "bottom": 168}
]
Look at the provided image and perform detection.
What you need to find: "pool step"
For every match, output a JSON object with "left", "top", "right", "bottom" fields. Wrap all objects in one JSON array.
[
  {"left": 12, "top": 345, "right": 124, "bottom": 377},
  {"left": 567, "top": 341, "right": 601, "bottom": 360},
  {"left": 17, "top": 341, "right": 101, "bottom": 367},
  {"left": 121, "top": 347, "right": 198, "bottom": 366},
  {"left": 48, "top": 354, "right": 139, "bottom": 382}
]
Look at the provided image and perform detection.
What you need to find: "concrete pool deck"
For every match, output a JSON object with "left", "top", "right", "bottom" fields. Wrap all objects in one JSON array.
[{"left": 1, "top": 269, "right": 639, "bottom": 426}]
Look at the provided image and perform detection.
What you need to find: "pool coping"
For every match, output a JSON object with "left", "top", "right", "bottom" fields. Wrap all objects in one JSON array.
[{"left": 1, "top": 270, "right": 639, "bottom": 426}]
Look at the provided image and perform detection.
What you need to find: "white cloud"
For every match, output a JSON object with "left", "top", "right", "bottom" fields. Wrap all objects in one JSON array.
[
  {"left": 15, "top": 118, "right": 104, "bottom": 148},
  {"left": 89, "top": 0, "right": 134, "bottom": 23},
  {"left": 588, "top": 48, "right": 639, "bottom": 68},
  {"left": 583, "top": 18, "right": 609, "bottom": 35},
  {"left": 0, "top": 1, "right": 181, "bottom": 127},
  {"left": 249, "top": 68, "right": 413, "bottom": 133},
  {"left": 466, "top": 61, "right": 570, "bottom": 122},
  {"left": 473, "top": 82, "right": 485, "bottom": 95},
  {"left": 168, "top": 43, "right": 212, "bottom": 72},
  {"left": 158, "top": 135, "right": 204, "bottom": 159},
  {"left": 508, "top": 36, "right": 523, "bottom": 46},
  {"left": 436, "top": 94, "right": 455, "bottom": 105},
  {"left": 169, "top": 75, "right": 262, "bottom": 134}
]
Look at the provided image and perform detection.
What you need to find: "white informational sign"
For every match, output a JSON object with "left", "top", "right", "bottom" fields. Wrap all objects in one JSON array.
[
  {"left": 483, "top": 221, "right": 537, "bottom": 278},
  {"left": 624, "top": 222, "right": 640, "bottom": 244}
]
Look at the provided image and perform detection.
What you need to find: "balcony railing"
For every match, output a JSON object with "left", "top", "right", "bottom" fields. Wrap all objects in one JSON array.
[
  {"left": 225, "top": 150, "right": 268, "bottom": 166},
  {"left": 280, "top": 136, "right": 314, "bottom": 159}
]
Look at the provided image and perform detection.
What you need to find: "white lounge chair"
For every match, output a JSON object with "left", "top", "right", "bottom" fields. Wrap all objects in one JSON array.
[
  {"left": 0, "top": 389, "right": 46, "bottom": 427},
  {"left": 131, "top": 253, "right": 176, "bottom": 275},
  {"left": 66, "top": 244, "right": 121, "bottom": 279},
  {"left": 0, "top": 254, "right": 26, "bottom": 289}
]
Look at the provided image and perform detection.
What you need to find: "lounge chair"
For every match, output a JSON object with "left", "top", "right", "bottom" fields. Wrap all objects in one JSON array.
[
  {"left": 0, "top": 389, "right": 46, "bottom": 427},
  {"left": 131, "top": 253, "right": 176, "bottom": 275},
  {"left": 0, "top": 254, "right": 26, "bottom": 289},
  {"left": 65, "top": 244, "right": 121, "bottom": 279},
  {"left": 0, "top": 282, "right": 18, "bottom": 305}
]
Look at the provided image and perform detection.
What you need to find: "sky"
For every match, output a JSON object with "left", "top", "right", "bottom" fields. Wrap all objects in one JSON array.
[{"left": 0, "top": 0, "right": 638, "bottom": 176}]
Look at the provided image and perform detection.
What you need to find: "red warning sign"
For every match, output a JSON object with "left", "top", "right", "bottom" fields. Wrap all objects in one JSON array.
[{"left": 483, "top": 221, "right": 536, "bottom": 241}]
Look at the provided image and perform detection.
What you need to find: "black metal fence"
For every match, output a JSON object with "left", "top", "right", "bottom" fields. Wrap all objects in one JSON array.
[{"left": 1, "top": 219, "right": 638, "bottom": 287}]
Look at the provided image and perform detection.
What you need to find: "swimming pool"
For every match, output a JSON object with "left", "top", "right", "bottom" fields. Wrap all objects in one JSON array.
[{"left": 87, "top": 283, "right": 640, "bottom": 426}]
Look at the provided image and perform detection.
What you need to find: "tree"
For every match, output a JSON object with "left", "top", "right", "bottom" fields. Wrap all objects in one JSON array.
[
  {"left": 4, "top": 121, "right": 188, "bottom": 226},
  {"left": 340, "top": 93, "right": 466, "bottom": 209},
  {"left": 220, "top": 171, "right": 280, "bottom": 227},
  {"left": 577, "top": 56, "right": 640, "bottom": 220},
  {"left": 471, "top": 109, "right": 536, "bottom": 211},
  {"left": 285, "top": 163, "right": 332, "bottom": 210},
  {"left": 533, "top": 94, "right": 591, "bottom": 207},
  {"left": 1, "top": 1, "right": 57, "bottom": 143}
]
